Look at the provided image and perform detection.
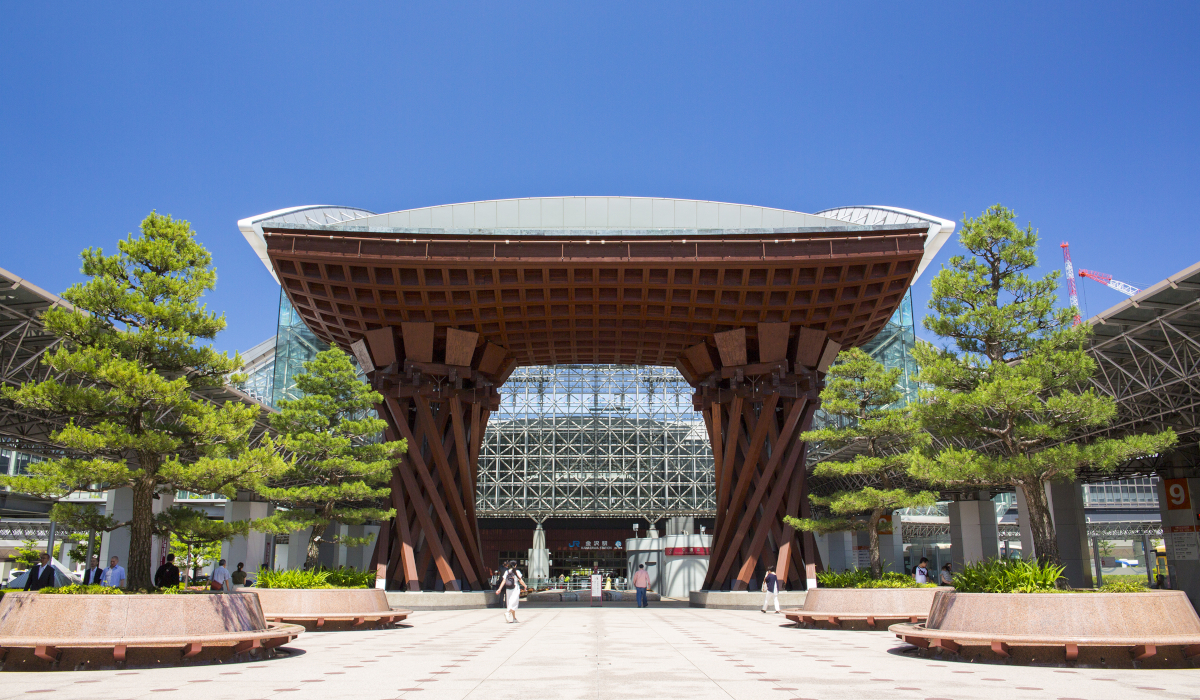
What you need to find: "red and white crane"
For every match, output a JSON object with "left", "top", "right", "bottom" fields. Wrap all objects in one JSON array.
[
  {"left": 1079, "top": 269, "right": 1140, "bottom": 297},
  {"left": 1060, "top": 242, "right": 1082, "bottom": 326}
]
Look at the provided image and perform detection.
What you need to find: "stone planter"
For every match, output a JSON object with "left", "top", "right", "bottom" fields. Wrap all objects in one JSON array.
[
  {"left": 254, "top": 588, "right": 410, "bottom": 631},
  {"left": 889, "top": 589, "right": 1200, "bottom": 667},
  {"left": 0, "top": 592, "right": 304, "bottom": 670},
  {"left": 784, "top": 587, "right": 942, "bottom": 629}
]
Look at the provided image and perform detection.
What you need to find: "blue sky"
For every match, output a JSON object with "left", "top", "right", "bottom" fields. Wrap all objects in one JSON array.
[{"left": 3, "top": 3, "right": 1198, "bottom": 354}]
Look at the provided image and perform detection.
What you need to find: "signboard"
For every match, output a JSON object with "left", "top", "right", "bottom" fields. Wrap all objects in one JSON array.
[
  {"left": 569, "top": 539, "right": 620, "bottom": 550},
  {"left": 854, "top": 545, "right": 871, "bottom": 568},
  {"left": 1168, "top": 530, "right": 1200, "bottom": 561},
  {"left": 590, "top": 574, "right": 602, "bottom": 599},
  {"left": 662, "top": 545, "right": 705, "bottom": 557},
  {"left": 876, "top": 515, "right": 894, "bottom": 535},
  {"left": 350, "top": 339, "right": 375, "bottom": 373},
  {"left": 1165, "top": 478, "right": 1193, "bottom": 511}
]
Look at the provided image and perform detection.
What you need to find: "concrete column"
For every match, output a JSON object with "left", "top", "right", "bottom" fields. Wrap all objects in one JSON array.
[
  {"left": 337, "top": 524, "right": 367, "bottom": 569},
  {"left": 150, "top": 492, "right": 174, "bottom": 571},
  {"left": 220, "top": 492, "right": 271, "bottom": 573},
  {"left": 948, "top": 492, "right": 1000, "bottom": 569},
  {"left": 822, "top": 531, "right": 857, "bottom": 572},
  {"left": 1155, "top": 470, "right": 1200, "bottom": 607},
  {"left": 1014, "top": 481, "right": 1093, "bottom": 587},
  {"left": 287, "top": 526, "right": 313, "bottom": 570},
  {"left": 853, "top": 515, "right": 903, "bottom": 573},
  {"left": 99, "top": 487, "right": 133, "bottom": 566}
]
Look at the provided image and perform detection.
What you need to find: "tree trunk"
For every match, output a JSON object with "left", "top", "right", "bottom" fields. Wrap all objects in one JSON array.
[
  {"left": 127, "top": 479, "right": 156, "bottom": 590},
  {"left": 868, "top": 507, "right": 884, "bottom": 579},
  {"left": 305, "top": 526, "right": 321, "bottom": 570},
  {"left": 1019, "top": 481, "right": 1060, "bottom": 567}
]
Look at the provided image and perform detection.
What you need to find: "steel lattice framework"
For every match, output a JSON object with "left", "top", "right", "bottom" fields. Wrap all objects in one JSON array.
[
  {"left": 476, "top": 365, "right": 713, "bottom": 519},
  {"left": 901, "top": 520, "right": 1164, "bottom": 541}
]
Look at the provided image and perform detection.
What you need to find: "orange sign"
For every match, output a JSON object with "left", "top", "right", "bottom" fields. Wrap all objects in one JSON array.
[
  {"left": 1165, "top": 478, "right": 1193, "bottom": 511},
  {"left": 876, "top": 515, "right": 894, "bottom": 535}
]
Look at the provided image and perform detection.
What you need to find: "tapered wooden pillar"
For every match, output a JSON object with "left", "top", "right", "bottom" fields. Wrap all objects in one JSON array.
[
  {"left": 352, "top": 323, "right": 511, "bottom": 592},
  {"left": 681, "top": 323, "right": 838, "bottom": 591}
]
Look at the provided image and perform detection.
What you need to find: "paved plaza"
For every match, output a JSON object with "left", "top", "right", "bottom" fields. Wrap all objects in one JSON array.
[{"left": 2, "top": 604, "right": 1198, "bottom": 699}]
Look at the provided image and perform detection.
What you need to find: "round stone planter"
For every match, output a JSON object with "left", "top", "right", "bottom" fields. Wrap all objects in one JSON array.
[
  {"left": 253, "top": 588, "right": 410, "bottom": 631},
  {"left": 784, "top": 586, "right": 943, "bottom": 630},
  {"left": 889, "top": 589, "right": 1200, "bottom": 667},
  {"left": 0, "top": 592, "right": 304, "bottom": 671}
]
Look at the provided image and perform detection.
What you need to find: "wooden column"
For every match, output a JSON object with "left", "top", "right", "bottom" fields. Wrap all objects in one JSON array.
[
  {"left": 684, "top": 323, "right": 837, "bottom": 591},
  {"left": 352, "top": 324, "right": 510, "bottom": 593}
]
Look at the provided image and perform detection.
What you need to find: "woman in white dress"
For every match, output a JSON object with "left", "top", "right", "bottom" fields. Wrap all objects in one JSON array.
[{"left": 495, "top": 560, "right": 528, "bottom": 623}]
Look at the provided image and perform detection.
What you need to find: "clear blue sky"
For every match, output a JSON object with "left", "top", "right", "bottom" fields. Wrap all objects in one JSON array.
[{"left": 3, "top": 3, "right": 1198, "bottom": 354}]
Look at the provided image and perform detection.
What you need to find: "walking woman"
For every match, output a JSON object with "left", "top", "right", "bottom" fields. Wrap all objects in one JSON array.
[{"left": 495, "top": 560, "right": 528, "bottom": 623}]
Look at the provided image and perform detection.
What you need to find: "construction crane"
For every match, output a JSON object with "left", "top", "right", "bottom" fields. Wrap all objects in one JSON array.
[
  {"left": 1060, "top": 242, "right": 1082, "bottom": 325},
  {"left": 1079, "top": 269, "right": 1140, "bottom": 297}
]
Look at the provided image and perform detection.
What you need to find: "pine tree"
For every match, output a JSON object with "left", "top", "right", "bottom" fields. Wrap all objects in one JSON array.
[
  {"left": 253, "top": 347, "right": 406, "bottom": 569},
  {"left": 908, "top": 204, "right": 1176, "bottom": 566},
  {"left": 156, "top": 506, "right": 248, "bottom": 586},
  {"left": 0, "top": 213, "right": 286, "bottom": 589},
  {"left": 783, "top": 347, "right": 935, "bottom": 578}
]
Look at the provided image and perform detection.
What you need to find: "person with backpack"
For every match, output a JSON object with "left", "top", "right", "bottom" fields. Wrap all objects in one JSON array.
[{"left": 494, "top": 560, "right": 528, "bottom": 623}]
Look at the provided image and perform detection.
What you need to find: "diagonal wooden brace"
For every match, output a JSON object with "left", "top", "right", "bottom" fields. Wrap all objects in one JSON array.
[
  {"left": 932, "top": 638, "right": 960, "bottom": 653},
  {"left": 232, "top": 638, "right": 261, "bottom": 655}
]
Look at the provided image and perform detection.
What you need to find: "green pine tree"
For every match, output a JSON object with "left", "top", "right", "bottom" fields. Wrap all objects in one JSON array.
[
  {"left": 0, "top": 213, "right": 287, "bottom": 589},
  {"left": 783, "top": 347, "right": 936, "bottom": 578},
  {"left": 908, "top": 204, "right": 1176, "bottom": 566},
  {"left": 156, "top": 506, "right": 248, "bottom": 586},
  {"left": 253, "top": 347, "right": 406, "bottom": 569}
]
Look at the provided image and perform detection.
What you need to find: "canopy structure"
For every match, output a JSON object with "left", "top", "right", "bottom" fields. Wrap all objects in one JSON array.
[{"left": 244, "top": 197, "right": 953, "bottom": 591}]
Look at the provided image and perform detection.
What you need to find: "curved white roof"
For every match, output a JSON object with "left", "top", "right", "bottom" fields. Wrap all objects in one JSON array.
[
  {"left": 239, "top": 198, "right": 954, "bottom": 284},
  {"left": 816, "top": 206, "right": 956, "bottom": 284}
]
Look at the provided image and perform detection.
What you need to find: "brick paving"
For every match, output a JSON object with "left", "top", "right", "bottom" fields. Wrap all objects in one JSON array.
[{"left": 1, "top": 606, "right": 1198, "bottom": 699}]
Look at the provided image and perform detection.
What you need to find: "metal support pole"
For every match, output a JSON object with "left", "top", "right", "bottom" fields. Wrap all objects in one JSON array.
[
  {"left": 1143, "top": 534, "right": 1155, "bottom": 588},
  {"left": 85, "top": 528, "right": 96, "bottom": 568},
  {"left": 46, "top": 520, "right": 57, "bottom": 560},
  {"left": 1091, "top": 536, "right": 1104, "bottom": 588}
]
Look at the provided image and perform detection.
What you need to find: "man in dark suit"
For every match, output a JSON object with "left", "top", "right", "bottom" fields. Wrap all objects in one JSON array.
[
  {"left": 81, "top": 555, "right": 104, "bottom": 585},
  {"left": 23, "top": 552, "right": 56, "bottom": 591}
]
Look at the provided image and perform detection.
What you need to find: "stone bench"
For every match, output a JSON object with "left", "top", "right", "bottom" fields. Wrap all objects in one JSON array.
[
  {"left": 889, "top": 589, "right": 1200, "bottom": 667},
  {"left": 783, "top": 587, "right": 942, "bottom": 629},
  {"left": 0, "top": 592, "right": 304, "bottom": 670},
  {"left": 253, "top": 588, "right": 410, "bottom": 631}
]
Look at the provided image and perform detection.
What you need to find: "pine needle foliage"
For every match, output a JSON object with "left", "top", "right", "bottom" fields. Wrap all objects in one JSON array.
[
  {"left": 783, "top": 347, "right": 935, "bottom": 578},
  {"left": 908, "top": 205, "right": 1176, "bottom": 567},
  {"left": 0, "top": 213, "right": 287, "bottom": 589},
  {"left": 252, "top": 347, "right": 407, "bottom": 569}
]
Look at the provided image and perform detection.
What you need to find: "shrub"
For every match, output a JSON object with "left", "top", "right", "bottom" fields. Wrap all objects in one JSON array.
[
  {"left": 952, "top": 558, "right": 1065, "bottom": 593},
  {"left": 1099, "top": 579, "right": 1148, "bottom": 593},
  {"left": 255, "top": 566, "right": 373, "bottom": 589},
  {"left": 40, "top": 585, "right": 123, "bottom": 595},
  {"left": 815, "top": 568, "right": 933, "bottom": 589}
]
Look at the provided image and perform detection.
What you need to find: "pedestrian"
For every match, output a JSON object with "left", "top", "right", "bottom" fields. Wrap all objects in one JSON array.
[
  {"left": 231, "top": 562, "right": 247, "bottom": 586},
  {"left": 494, "top": 560, "right": 527, "bottom": 623},
  {"left": 82, "top": 555, "right": 104, "bottom": 585},
  {"left": 210, "top": 559, "right": 232, "bottom": 592},
  {"left": 102, "top": 555, "right": 126, "bottom": 588},
  {"left": 24, "top": 552, "right": 56, "bottom": 591},
  {"left": 761, "top": 565, "right": 780, "bottom": 613},
  {"left": 632, "top": 563, "right": 651, "bottom": 608},
  {"left": 939, "top": 563, "right": 953, "bottom": 586},
  {"left": 913, "top": 557, "right": 930, "bottom": 584},
  {"left": 155, "top": 553, "right": 181, "bottom": 589}
]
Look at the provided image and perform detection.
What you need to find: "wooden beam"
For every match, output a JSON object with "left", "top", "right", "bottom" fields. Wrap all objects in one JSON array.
[
  {"left": 794, "top": 327, "right": 827, "bottom": 369},
  {"left": 478, "top": 342, "right": 508, "bottom": 375},
  {"left": 757, "top": 322, "right": 790, "bottom": 363},
  {"left": 714, "top": 328, "right": 747, "bottom": 367},
  {"left": 364, "top": 327, "right": 398, "bottom": 367},
  {"left": 445, "top": 328, "right": 479, "bottom": 367},
  {"left": 709, "top": 393, "right": 780, "bottom": 579},
  {"left": 400, "top": 322, "right": 435, "bottom": 363},
  {"left": 816, "top": 338, "right": 842, "bottom": 373},
  {"left": 413, "top": 397, "right": 481, "bottom": 587},
  {"left": 684, "top": 342, "right": 715, "bottom": 374}
]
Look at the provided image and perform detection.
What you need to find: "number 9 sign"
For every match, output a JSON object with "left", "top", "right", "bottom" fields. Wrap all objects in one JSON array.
[{"left": 1165, "top": 478, "right": 1193, "bottom": 511}]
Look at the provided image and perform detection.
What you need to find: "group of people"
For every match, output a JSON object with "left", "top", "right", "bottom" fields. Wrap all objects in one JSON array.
[
  {"left": 912, "top": 557, "right": 955, "bottom": 585},
  {"left": 22, "top": 552, "right": 253, "bottom": 592}
]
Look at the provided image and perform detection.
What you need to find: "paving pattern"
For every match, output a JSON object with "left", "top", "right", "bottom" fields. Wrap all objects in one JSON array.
[{"left": 2, "top": 605, "right": 1199, "bottom": 699}]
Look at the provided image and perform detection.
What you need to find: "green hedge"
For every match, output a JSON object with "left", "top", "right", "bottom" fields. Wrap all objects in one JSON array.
[
  {"left": 815, "top": 569, "right": 936, "bottom": 589},
  {"left": 255, "top": 566, "right": 373, "bottom": 589},
  {"left": 951, "top": 558, "right": 1065, "bottom": 592}
]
